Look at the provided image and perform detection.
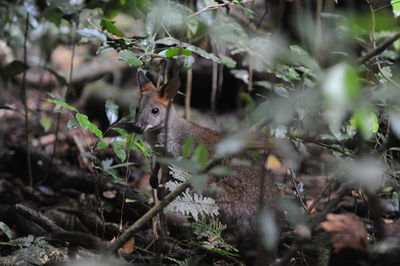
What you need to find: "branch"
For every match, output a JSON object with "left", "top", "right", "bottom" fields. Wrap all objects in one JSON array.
[
  {"left": 109, "top": 157, "right": 222, "bottom": 252},
  {"left": 356, "top": 32, "right": 400, "bottom": 64},
  {"left": 15, "top": 204, "right": 64, "bottom": 233},
  {"left": 109, "top": 178, "right": 190, "bottom": 252}
]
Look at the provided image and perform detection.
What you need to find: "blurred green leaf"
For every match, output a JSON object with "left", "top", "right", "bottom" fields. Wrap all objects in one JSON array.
[
  {"left": 77, "top": 28, "right": 107, "bottom": 42},
  {"left": 47, "top": 92, "right": 65, "bottom": 102},
  {"left": 113, "top": 127, "right": 129, "bottom": 137},
  {"left": 189, "top": 174, "right": 208, "bottom": 194},
  {"left": 216, "top": 132, "right": 251, "bottom": 158},
  {"left": 105, "top": 99, "right": 119, "bottom": 125},
  {"left": 158, "top": 157, "right": 201, "bottom": 173},
  {"left": 182, "top": 137, "right": 194, "bottom": 159},
  {"left": 219, "top": 55, "right": 236, "bottom": 68},
  {"left": 40, "top": 115, "right": 52, "bottom": 132},
  {"left": 156, "top": 37, "right": 235, "bottom": 67},
  {"left": 209, "top": 166, "right": 236, "bottom": 176},
  {"left": 101, "top": 18, "right": 125, "bottom": 37},
  {"left": 47, "top": 99, "right": 78, "bottom": 112},
  {"left": 183, "top": 55, "right": 195, "bottom": 71},
  {"left": 258, "top": 209, "right": 278, "bottom": 251},
  {"left": 193, "top": 144, "right": 209, "bottom": 168},
  {"left": 350, "top": 108, "right": 379, "bottom": 139},
  {"left": 112, "top": 144, "right": 126, "bottom": 162},
  {"left": 322, "top": 63, "right": 360, "bottom": 132},
  {"left": 96, "top": 45, "right": 115, "bottom": 54},
  {"left": 391, "top": 0, "right": 400, "bottom": 17},
  {"left": 119, "top": 50, "right": 142, "bottom": 66},
  {"left": 43, "top": 7, "right": 63, "bottom": 27},
  {"left": 165, "top": 47, "right": 192, "bottom": 58},
  {"left": 97, "top": 141, "right": 108, "bottom": 149}
]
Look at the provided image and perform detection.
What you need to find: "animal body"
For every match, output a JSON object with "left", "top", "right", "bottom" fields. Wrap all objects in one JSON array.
[{"left": 132, "top": 70, "right": 281, "bottom": 258}]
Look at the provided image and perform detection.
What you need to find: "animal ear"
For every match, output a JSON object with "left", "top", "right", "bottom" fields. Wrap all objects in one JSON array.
[
  {"left": 159, "top": 75, "right": 181, "bottom": 102},
  {"left": 137, "top": 70, "right": 155, "bottom": 93}
]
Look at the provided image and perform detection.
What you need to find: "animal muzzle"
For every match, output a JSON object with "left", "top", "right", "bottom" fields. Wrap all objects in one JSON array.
[{"left": 132, "top": 122, "right": 145, "bottom": 134}]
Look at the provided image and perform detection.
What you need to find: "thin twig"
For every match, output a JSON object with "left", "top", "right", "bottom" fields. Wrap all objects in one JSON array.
[
  {"left": 290, "top": 169, "right": 308, "bottom": 211},
  {"left": 367, "top": 1, "right": 400, "bottom": 88},
  {"left": 184, "top": 68, "right": 192, "bottom": 121},
  {"left": 248, "top": 63, "right": 253, "bottom": 92},
  {"left": 46, "top": 21, "right": 77, "bottom": 183},
  {"left": 306, "top": 178, "right": 334, "bottom": 214},
  {"left": 356, "top": 32, "right": 400, "bottom": 64},
  {"left": 211, "top": 60, "right": 218, "bottom": 121},
  {"left": 21, "top": 12, "right": 33, "bottom": 187}
]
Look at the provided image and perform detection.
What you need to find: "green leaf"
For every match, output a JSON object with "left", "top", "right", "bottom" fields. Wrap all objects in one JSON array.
[
  {"left": 47, "top": 99, "right": 78, "bottom": 112},
  {"left": 75, "top": 113, "right": 103, "bottom": 138},
  {"left": 43, "top": 7, "right": 63, "bottom": 27},
  {"left": 392, "top": 0, "right": 400, "bottom": 17},
  {"left": 183, "top": 55, "right": 195, "bottom": 71},
  {"left": 101, "top": 18, "right": 125, "bottom": 37},
  {"left": 125, "top": 198, "right": 137, "bottom": 203},
  {"left": 0, "top": 221, "right": 12, "bottom": 240},
  {"left": 1, "top": 60, "right": 29, "bottom": 78},
  {"left": 97, "top": 141, "right": 108, "bottom": 149},
  {"left": 350, "top": 109, "right": 379, "bottom": 139},
  {"left": 182, "top": 137, "right": 194, "bottom": 159},
  {"left": 219, "top": 55, "right": 236, "bottom": 68},
  {"left": 75, "top": 113, "right": 91, "bottom": 128},
  {"left": 126, "top": 133, "right": 135, "bottom": 150},
  {"left": 112, "top": 144, "right": 126, "bottom": 162},
  {"left": 105, "top": 99, "right": 119, "bottom": 125},
  {"left": 40, "top": 115, "right": 52, "bottom": 132},
  {"left": 113, "top": 127, "right": 128, "bottom": 137},
  {"left": 210, "top": 167, "right": 236, "bottom": 176},
  {"left": 96, "top": 45, "right": 115, "bottom": 54},
  {"left": 158, "top": 157, "right": 201, "bottom": 173},
  {"left": 67, "top": 119, "right": 80, "bottom": 129},
  {"left": 165, "top": 48, "right": 192, "bottom": 58},
  {"left": 189, "top": 174, "right": 209, "bottom": 194},
  {"left": 156, "top": 37, "right": 235, "bottom": 67},
  {"left": 193, "top": 145, "right": 209, "bottom": 168},
  {"left": 47, "top": 92, "right": 65, "bottom": 102},
  {"left": 76, "top": 28, "right": 107, "bottom": 42},
  {"left": 119, "top": 50, "right": 142, "bottom": 66}
]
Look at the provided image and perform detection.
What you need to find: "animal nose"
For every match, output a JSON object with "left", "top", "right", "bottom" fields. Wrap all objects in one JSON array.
[{"left": 132, "top": 123, "right": 145, "bottom": 134}]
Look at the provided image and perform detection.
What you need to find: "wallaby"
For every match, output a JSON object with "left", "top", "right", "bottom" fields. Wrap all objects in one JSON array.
[{"left": 133, "top": 70, "right": 281, "bottom": 259}]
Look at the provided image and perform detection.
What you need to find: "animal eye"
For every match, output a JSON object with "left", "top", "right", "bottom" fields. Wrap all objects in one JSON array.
[{"left": 151, "top": 108, "right": 159, "bottom": 115}]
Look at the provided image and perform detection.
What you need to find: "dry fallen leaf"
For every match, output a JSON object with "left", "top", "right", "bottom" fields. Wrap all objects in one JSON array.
[
  {"left": 321, "top": 213, "right": 368, "bottom": 252},
  {"left": 118, "top": 238, "right": 135, "bottom": 255},
  {"left": 265, "top": 154, "right": 282, "bottom": 169}
]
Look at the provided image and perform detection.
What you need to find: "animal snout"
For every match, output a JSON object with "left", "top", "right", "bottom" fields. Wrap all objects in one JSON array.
[{"left": 132, "top": 122, "right": 145, "bottom": 134}]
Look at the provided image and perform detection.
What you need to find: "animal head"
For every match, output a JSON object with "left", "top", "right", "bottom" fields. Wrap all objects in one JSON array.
[{"left": 132, "top": 70, "right": 180, "bottom": 134}]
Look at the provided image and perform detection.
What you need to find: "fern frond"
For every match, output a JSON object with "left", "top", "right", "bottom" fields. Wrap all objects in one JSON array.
[
  {"left": 165, "top": 191, "right": 219, "bottom": 221},
  {"left": 169, "top": 164, "right": 191, "bottom": 182},
  {"left": 165, "top": 164, "right": 219, "bottom": 221}
]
